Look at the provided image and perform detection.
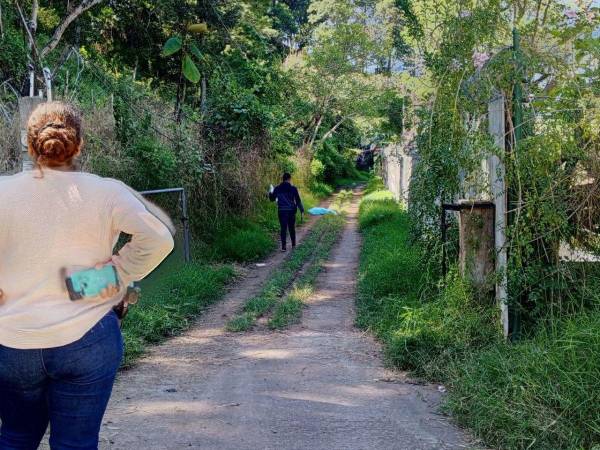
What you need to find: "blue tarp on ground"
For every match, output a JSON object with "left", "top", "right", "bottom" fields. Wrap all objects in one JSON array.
[{"left": 308, "top": 207, "right": 338, "bottom": 216}]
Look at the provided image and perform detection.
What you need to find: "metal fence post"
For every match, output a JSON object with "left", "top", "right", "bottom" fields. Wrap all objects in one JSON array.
[
  {"left": 139, "top": 187, "right": 191, "bottom": 263},
  {"left": 180, "top": 188, "right": 191, "bottom": 263}
]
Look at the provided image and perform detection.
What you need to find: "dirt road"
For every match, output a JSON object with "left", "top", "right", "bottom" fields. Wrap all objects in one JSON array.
[{"left": 98, "top": 190, "right": 474, "bottom": 450}]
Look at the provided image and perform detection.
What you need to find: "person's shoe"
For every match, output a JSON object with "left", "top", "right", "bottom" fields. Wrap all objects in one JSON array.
[{"left": 281, "top": 248, "right": 287, "bottom": 252}]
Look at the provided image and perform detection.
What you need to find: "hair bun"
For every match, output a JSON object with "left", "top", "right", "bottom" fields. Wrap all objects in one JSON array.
[
  {"left": 27, "top": 102, "right": 82, "bottom": 168},
  {"left": 40, "top": 137, "right": 67, "bottom": 159},
  {"left": 37, "top": 127, "right": 76, "bottom": 164}
]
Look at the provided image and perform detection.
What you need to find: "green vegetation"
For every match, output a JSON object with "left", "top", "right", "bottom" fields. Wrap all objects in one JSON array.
[
  {"left": 267, "top": 290, "right": 305, "bottom": 330},
  {"left": 357, "top": 188, "right": 498, "bottom": 380},
  {"left": 122, "top": 262, "right": 236, "bottom": 367},
  {"left": 357, "top": 189, "right": 600, "bottom": 449},
  {"left": 1, "top": 0, "right": 375, "bottom": 251},
  {"left": 215, "top": 222, "right": 276, "bottom": 262},
  {"left": 227, "top": 214, "right": 344, "bottom": 332},
  {"left": 121, "top": 185, "right": 323, "bottom": 361},
  {"left": 3, "top": 1, "right": 599, "bottom": 446},
  {"left": 447, "top": 312, "right": 600, "bottom": 450},
  {"left": 226, "top": 221, "right": 325, "bottom": 332}
]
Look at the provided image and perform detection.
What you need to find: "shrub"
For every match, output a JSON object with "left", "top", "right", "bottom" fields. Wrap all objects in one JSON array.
[
  {"left": 215, "top": 224, "right": 275, "bottom": 262},
  {"left": 127, "top": 137, "right": 177, "bottom": 190},
  {"left": 310, "top": 180, "right": 334, "bottom": 198},
  {"left": 310, "top": 158, "right": 326, "bottom": 180}
]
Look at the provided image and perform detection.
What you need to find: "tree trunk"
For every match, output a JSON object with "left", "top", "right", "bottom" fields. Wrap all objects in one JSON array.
[
  {"left": 201, "top": 75, "right": 207, "bottom": 115},
  {"left": 307, "top": 115, "right": 323, "bottom": 150},
  {"left": 319, "top": 116, "right": 347, "bottom": 143},
  {"left": 175, "top": 69, "right": 184, "bottom": 123}
]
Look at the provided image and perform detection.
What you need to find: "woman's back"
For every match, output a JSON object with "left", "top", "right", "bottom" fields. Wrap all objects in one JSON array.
[{"left": 0, "top": 168, "right": 174, "bottom": 350}]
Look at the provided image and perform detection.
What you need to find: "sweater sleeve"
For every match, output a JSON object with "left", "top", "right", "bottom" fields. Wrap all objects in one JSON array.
[
  {"left": 108, "top": 182, "right": 175, "bottom": 286},
  {"left": 269, "top": 185, "right": 278, "bottom": 202},
  {"left": 294, "top": 187, "right": 304, "bottom": 213}
]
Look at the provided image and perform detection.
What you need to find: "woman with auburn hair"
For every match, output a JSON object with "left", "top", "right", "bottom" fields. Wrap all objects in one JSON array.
[{"left": 0, "top": 101, "right": 175, "bottom": 449}]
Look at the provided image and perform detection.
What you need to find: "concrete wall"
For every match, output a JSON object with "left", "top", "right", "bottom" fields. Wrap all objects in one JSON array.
[{"left": 379, "top": 143, "right": 414, "bottom": 205}]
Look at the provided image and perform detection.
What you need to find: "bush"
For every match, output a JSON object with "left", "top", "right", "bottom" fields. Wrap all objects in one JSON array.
[
  {"left": 310, "top": 158, "right": 326, "bottom": 180},
  {"left": 363, "top": 175, "right": 386, "bottom": 194},
  {"left": 215, "top": 223, "right": 275, "bottom": 262},
  {"left": 126, "top": 137, "right": 177, "bottom": 190},
  {"left": 309, "top": 180, "right": 334, "bottom": 198},
  {"left": 314, "top": 139, "right": 360, "bottom": 183}
]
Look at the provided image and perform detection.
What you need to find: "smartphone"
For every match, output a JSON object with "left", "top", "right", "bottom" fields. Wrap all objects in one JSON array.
[{"left": 65, "top": 264, "right": 120, "bottom": 301}]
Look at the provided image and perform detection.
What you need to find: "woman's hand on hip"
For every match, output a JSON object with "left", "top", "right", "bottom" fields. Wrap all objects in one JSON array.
[{"left": 94, "top": 262, "right": 120, "bottom": 300}]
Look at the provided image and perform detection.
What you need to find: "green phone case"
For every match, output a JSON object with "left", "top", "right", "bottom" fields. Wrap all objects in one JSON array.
[{"left": 65, "top": 265, "right": 120, "bottom": 301}]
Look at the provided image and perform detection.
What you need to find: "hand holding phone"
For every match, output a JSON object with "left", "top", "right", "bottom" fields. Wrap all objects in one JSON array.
[{"left": 65, "top": 264, "right": 120, "bottom": 301}]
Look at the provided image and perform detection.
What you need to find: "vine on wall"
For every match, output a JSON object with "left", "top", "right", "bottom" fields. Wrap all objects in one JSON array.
[{"left": 403, "top": 0, "right": 600, "bottom": 332}]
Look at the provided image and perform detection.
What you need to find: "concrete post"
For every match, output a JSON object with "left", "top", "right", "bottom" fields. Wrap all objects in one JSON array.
[
  {"left": 488, "top": 93, "right": 509, "bottom": 338},
  {"left": 458, "top": 201, "right": 496, "bottom": 297},
  {"left": 18, "top": 96, "right": 44, "bottom": 171}
]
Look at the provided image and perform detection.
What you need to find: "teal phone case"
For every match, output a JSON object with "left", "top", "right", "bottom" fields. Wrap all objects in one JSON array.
[{"left": 65, "top": 265, "right": 120, "bottom": 300}]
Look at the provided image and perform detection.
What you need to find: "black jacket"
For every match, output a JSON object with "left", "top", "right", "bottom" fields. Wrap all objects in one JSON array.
[{"left": 269, "top": 182, "right": 304, "bottom": 212}]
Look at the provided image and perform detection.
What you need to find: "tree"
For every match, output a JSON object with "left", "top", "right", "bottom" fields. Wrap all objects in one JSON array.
[
  {"left": 14, "top": 0, "right": 105, "bottom": 98},
  {"left": 291, "top": 0, "right": 403, "bottom": 154}
]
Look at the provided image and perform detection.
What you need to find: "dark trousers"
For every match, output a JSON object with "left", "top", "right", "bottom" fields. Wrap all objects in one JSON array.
[
  {"left": 278, "top": 209, "right": 297, "bottom": 250},
  {"left": 0, "top": 310, "right": 123, "bottom": 450}
]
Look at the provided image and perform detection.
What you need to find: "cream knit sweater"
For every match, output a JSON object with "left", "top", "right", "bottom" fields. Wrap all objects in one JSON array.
[{"left": 0, "top": 168, "right": 174, "bottom": 349}]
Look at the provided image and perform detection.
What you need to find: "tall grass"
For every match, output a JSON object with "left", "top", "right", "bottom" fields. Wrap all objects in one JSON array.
[
  {"left": 446, "top": 313, "right": 600, "bottom": 449},
  {"left": 356, "top": 188, "right": 600, "bottom": 449},
  {"left": 357, "top": 189, "right": 498, "bottom": 379}
]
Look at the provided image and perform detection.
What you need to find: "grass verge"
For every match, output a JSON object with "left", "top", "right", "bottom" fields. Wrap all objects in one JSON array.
[
  {"left": 268, "top": 215, "right": 344, "bottom": 329},
  {"left": 446, "top": 312, "right": 600, "bottom": 449},
  {"left": 356, "top": 188, "right": 600, "bottom": 449},
  {"left": 226, "top": 214, "right": 344, "bottom": 332}
]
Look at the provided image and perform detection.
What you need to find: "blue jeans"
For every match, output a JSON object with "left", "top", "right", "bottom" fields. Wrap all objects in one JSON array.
[{"left": 0, "top": 311, "right": 123, "bottom": 450}]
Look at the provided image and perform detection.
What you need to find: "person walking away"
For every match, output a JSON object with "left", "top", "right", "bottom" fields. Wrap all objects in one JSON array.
[
  {"left": 269, "top": 172, "right": 304, "bottom": 252},
  {"left": 0, "top": 102, "right": 175, "bottom": 450}
]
